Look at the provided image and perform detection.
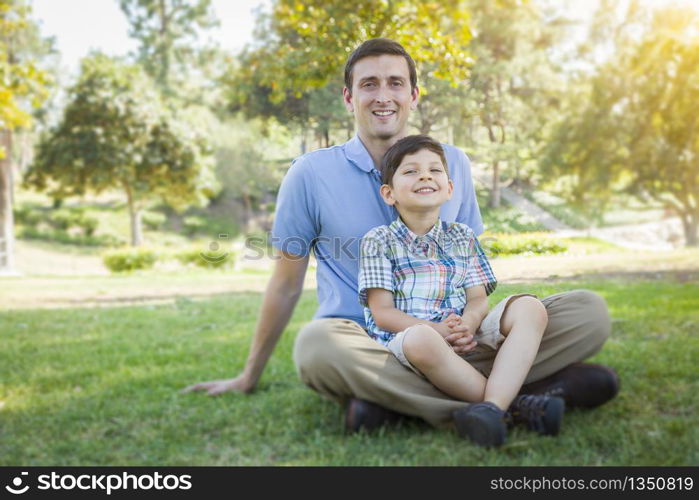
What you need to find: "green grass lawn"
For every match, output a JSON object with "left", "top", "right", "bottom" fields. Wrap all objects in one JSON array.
[{"left": 1, "top": 280, "right": 697, "bottom": 466}]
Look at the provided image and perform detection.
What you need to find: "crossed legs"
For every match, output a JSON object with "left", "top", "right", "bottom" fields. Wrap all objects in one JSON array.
[
  {"left": 294, "top": 290, "right": 612, "bottom": 428},
  {"left": 401, "top": 296, "right": 548, "bottom": 410}
]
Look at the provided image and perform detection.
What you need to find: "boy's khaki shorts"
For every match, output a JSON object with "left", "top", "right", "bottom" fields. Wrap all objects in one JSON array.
[{"left": 386, "top": 294, "right": 536, "bottom": 376}]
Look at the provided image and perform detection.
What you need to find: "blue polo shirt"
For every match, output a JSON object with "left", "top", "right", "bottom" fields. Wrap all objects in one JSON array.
[{"left": 271, "top": 135, "right": 483, "bottom": 327}]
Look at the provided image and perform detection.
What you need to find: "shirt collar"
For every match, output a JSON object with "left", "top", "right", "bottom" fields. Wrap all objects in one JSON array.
[
  {"left": 343, "top": 135, "right": 376, "bottom": 173},
  {"left": 390, "top": 216, "right": 446, "bottom": 249}
]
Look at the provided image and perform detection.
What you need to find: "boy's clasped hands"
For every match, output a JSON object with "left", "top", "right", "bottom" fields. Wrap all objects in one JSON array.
[{"left": 433, "top": 313, "right": 479, "bottom": 354}]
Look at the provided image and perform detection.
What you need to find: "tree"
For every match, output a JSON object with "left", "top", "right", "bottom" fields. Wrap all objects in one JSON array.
[
  {"left": 118, "top": 0, "right": 219, "bottom": 96},
  {"left": 622, "top": 9, "right": 699, "bottom": 245},
  {"left": 539, "top": 0, "right": 645, "bottom": 226},
  {"left": 227, "top": 0, "right": 473, "bottom": 145},
  {"left": 456, "top": 0, "right": 567, "bottom": 208},
  {"left": 210, "top": 116, "right": 290, "bottom": 232},
  {"left": 0, "top": 0, "right": 50, "bottom": 274},
  {"left": 539, "top": 72, "right": 627, "bottom": 226},
  {"left": 222, "top": 56, "right": 313, "bottom": 153},
  {"left": 542, "top": 3, "right": 699, "bottom": 245},
  {"left": 25, "top": 54, "right": 217, "bottom": 246}
]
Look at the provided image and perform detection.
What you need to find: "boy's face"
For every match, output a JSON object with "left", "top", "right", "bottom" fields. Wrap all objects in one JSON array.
[
  {"left": 379, "top": 149, "right": 453, "bottom": 212},
  {"left": 343, "top": 55, "right": 419, "bottom": 143}
]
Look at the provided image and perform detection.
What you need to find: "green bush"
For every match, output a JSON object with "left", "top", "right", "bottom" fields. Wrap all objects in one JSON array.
[
  {"left": 175, "top": 245, "right": 235, "bottom": 268},
  {"left": 481, "top": 207, "right": 546, "bottom": 233},
  {"left": 17, "top": 226, "right": 121, "bottom": 247},
  {"left": 14, "top": 205, "right": 100, "bottom": 237},
  {"left": 102, "top": 247, "right": 158, "bottom": 272},
  {"left": 475, "top": 185, "right": 547, "bottom": 233},
  {"left": 48, "top": 209, "right": 80, "bottom": 230},
  {"left": 481, "top": 232, "right": 568, "bottom": 257},
  {"left": 41, "top": 208, "right": 99, "bottom": 236},
  {"left": 522, "top": 190, "right": 591, "bottom": 229},
  {"left": 13, "top": 205, "right": 44, "bottom": 226},
  {"left": 142, "top": 211, "right": 167, "bottom": 231},
  {"left": 183, "top": 216, "right": 207, "bottom": 236},
  {"left": 75, "top": 214, "right": 99, "bottom": 236}
]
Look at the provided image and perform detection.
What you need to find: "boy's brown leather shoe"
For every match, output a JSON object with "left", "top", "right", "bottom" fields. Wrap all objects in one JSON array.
[
  {"left": 344, "top": 398, "right": 404, "bottom": 433},
  {"left": 519, "top": 362, "right": 620, "bottom": 409}
]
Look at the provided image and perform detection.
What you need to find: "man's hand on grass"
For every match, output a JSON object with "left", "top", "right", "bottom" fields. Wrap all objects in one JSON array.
[{"left": 182, "top": 375, "right": 254, "bottom": 396}]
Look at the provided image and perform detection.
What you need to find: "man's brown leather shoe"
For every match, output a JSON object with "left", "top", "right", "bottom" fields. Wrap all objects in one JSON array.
[
  {"left": 519, "top": 362, "right": 620, "bottom": 409},
  {"left": 344, "top": 398, "right": 404, "bottom": 433}
]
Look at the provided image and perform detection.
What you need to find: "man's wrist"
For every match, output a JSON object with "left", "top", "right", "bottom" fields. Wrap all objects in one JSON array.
[{"left": 240, "top": 368, "right": 258, "bottom": 391}]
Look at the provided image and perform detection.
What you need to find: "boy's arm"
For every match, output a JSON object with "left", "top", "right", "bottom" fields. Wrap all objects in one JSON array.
[
  {"left": 452, "top": 227, "right": 496, "bottom": 343},
  {"left": 367, "top": 288, "right": 456, "bottom": 338},
  {"left": 460, "top": 285, "right": 489, "bottom": 336}
]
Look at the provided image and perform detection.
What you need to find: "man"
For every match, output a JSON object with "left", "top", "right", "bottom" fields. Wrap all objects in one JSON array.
[{"left": 184, "top": 38, "right": 619, "bottom": 433}]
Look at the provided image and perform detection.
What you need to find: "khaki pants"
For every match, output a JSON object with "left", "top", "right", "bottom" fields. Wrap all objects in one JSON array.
[{"left": 293, "top": 289, "right": 611, "bottom": 428}]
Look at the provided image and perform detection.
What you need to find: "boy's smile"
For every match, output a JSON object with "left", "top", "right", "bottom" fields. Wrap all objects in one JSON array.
[{"left": 380, "top": 149, "right": 453, "bottom": 213}]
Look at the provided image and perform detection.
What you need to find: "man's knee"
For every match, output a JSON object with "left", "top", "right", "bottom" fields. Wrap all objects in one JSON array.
[
  {"left": 562, "top": 289, "right": 611, "bottom": 348},
  {"left": 293, "top": 319, "right": 339, "bottom": 371},
  {"left": 578, "top": 289, "right": 610, "bottom": 340},
  {"left": 294, "top": 318, "right": 369, "bottom": 377}
]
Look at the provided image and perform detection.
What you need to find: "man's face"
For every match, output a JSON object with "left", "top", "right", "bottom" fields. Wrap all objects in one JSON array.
[{"left": 343, "top": 55, "right": 419, "bottom": 143}]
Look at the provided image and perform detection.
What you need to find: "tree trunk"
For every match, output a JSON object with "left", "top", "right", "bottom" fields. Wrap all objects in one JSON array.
[
  {"left": 485, "top": 121, "right": 501, "bottom": 208},
  {"left": 241, "top": 191, "right": 253, "bottom": 233},
  {"left": 490, "top": 160, "right": 501, "bottom": 208},
  {"left": 446, "top": 120, "right": 454, "bottom": 146},
  {"left": 124, "top": 183, "right": 143, "bottom": 246},
  {"left": 158, "top": 0, "right": 170, "bottom": 90},
  {"left": 0, "top": 129, "right": 17, "bottom": 274},
  {"left": 419, "top": 109, "right": 432, "bottom": 134},
  {"left": 681, "top": 212, "right": 698, "bottom": 247}
]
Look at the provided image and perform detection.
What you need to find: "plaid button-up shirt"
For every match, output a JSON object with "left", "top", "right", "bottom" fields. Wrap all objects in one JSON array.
[{"left": 358, "top": 217, "right": 497, "bottom": 346}]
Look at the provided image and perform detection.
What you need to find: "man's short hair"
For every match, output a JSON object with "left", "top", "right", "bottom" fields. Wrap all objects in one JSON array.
[
  {"left": 380, "top": 135, "right": 448, "bottom": 186},
  {"left": 344, "top": 38, "right": 418, "bottom": 94}
]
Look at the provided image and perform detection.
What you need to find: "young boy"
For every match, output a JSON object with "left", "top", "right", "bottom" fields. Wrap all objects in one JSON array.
[{"left": 358, "top": 135, "right": 565, "bottom": 447}]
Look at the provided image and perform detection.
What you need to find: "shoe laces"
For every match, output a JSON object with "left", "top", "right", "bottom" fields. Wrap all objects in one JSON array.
[
  {"left": 508, "top": 395, "right": 550, "bottom": 432},
  {"left": 541, "top": 386, "right": 565, "bottom": 398}
]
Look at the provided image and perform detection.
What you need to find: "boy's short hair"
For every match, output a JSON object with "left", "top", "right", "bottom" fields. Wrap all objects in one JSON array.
[
  {"left": 344, "top": 38, "right": 418, "bottom": 94},
  {"left": 380, "top": 135, "right": 448, "bottom": 186}
]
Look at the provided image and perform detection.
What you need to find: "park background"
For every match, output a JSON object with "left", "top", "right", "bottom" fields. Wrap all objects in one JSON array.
[{"left": 0, "top": 0, "right": 697, "bottom": 465}]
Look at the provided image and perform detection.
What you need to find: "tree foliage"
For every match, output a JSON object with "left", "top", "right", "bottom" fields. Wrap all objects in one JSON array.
[
  {"left": 542, "top": 3, "right": 699, "bottom": 245},
  {"left": 226, "top": 0, "right": 473, "bottom": 143},
  {"left": 118, "top": 0, "right": 219, "bottom": 95},
  {"left": 25, "top": 54, "right": 217, "bottom": 246},
  {"left": 226, "top": 0, "right": 567, "bottom": 188},
  {"left": 454, "top": 0, "right": 567, "bottom": 207},
  {"left": 254, "top": 0, "right": 471, "bottom": 98},
  {"left": 622, "top": 9, "right": 699, "bottom": 245},
  {"left": 211, "top": 116, "right": 291, "bottom": 230},
  {"left": 539, "top": 72, "right": 627, "bottom": 225},
  {"left": 0, "top": 0, "right": 50, "bottom": 144},
  {"left": 1, "top": 0, "right": 51, "bottom": 273}
]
